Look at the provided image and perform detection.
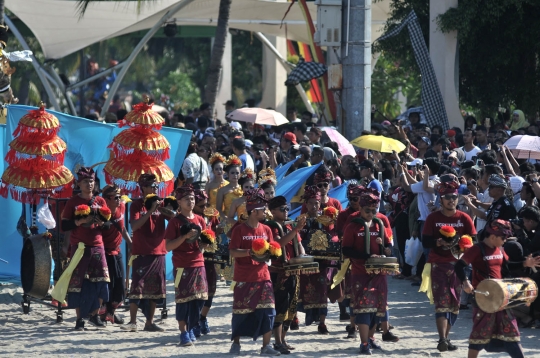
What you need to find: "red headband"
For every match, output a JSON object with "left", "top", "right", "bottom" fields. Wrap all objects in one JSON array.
[{"left": 302, "top": 185, "right": 321, "bottom": 201}]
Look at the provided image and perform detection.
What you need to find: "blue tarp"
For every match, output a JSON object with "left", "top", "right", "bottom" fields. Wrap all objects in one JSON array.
[{"left": 0, "top": 105, "right": 192, "bottom": 280}]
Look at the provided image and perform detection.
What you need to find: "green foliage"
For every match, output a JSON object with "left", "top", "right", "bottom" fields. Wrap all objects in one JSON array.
[
  {"left": 376, "top": 0, "right": 540, "bottom": 118},
  {"left": 152, "top": 70, "right": 201, "bottom": 111},
  {"left": 438, "top": 0, "right": 540, "bottom": 116},
  {"left": 371, "top": 53, "right": 421, "bottom": 120}
]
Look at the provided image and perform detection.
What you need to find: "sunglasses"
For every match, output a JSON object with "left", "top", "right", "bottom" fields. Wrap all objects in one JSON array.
[
  {"left": 349, "top": 196, "right": 360, "bottom": 202},
  {"left": 363, "top": 208, "right": 377, "bottom": 214},
  {"left": 108, "top": 195, "right": 121, "bottom": 200},
  {"left": 442, "top": 194, "right": 458, "bottom": 201},
  {"left": 279, "top": 206, "right": 290, "bottom": 212},
  {"left": 317, "top": 182, "right": 329, "bottom": 188},
  {"left": 145, "top": 183, "right": 158, "bottom": 188}
]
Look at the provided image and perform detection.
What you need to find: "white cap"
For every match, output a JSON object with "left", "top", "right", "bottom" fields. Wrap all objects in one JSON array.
[
  {"left": 245, "top": 139, "right": 253, "bottom": 148},
  {"left": 230, "top": 121, "right": 242, "bottom": 130},
  {"left": 509, "top": 176, "right": 525, "bottom": 194},
  {"left": 406, "top": 158, "right": 423, "bottom": 166}
]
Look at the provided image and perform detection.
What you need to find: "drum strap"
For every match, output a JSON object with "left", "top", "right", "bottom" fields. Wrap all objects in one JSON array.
[{"left": 351, "top": 217, "right": 384, "bottom": 255}]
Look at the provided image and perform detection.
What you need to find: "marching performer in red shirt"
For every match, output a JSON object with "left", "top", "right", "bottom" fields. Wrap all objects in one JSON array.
[{"left": 228, "top": 188, "right": 280, "bottom": 356}]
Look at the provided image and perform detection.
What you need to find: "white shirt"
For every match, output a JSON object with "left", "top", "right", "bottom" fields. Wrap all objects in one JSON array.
[
  {"left": 410, "top": 175, "right": 438, "bottom": 221},
  {"left": 181, "top": 153, "right": 210, "bottom": 182},
  {"left": 462, "top": 146, "right": 481, "bottom": 161},
  {"left": 239, "top": 153, "right": 255, "bottom": 172},
  {"left": 476, "top": 188, "right": 493, "bottom": 232}
]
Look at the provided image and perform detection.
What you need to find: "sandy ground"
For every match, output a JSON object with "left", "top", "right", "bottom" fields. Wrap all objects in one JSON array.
[{"left": 0, "top": 277, "right": 539, "bottom": 358}]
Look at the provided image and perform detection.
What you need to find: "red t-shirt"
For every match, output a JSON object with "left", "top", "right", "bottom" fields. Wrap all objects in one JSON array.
[
  {"left": 229, "top": 222, "right": 274, "bottom": 282},
  {"left": 165, "top": 214, "right": 207, "bottom": 268},
  {"left": 269, "top": 223, "right": 301, "bottom": 267},
  {"left": 344, "top": 212, "right": 392, "bottom": 246},
  {"left": 130, "top": 198, "right": 167, "bottom": 255},
  {"left": 342, "top": 220, "right": 383, "bottom": 275},
  {"left": 101, "top": 202, "right": 126, "bottom": 254},
  {"left": 461, "top": 243, "right": 507, "bottom": 288},
  {"left": 422, "top": 210, "right": 476, "bottom": 263},
  {"left": 336, "top": 207, "right": 355, "bottom": 237},
  {"left": 300, "top": 197, "right": 343, "bottom": 214},
  {"left": 62, "top": 195, "right": 108, "bottom": 247}
]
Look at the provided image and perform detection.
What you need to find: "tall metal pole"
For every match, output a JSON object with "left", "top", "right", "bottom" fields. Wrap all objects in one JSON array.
[
  {"left": 341, "top": 0, "right": 371, "bottom": 139},
  {"left": 4, "top": 16, "right": 61, "bottom": 110}
]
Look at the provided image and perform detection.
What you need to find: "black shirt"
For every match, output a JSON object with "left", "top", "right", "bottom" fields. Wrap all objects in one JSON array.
[{"left": 485, "top": 196, "right": 517, "bottom": 225}]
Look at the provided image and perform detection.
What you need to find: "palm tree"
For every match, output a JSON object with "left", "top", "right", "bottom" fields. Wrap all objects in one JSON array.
[
  {"left": 204, "top": 0, "right": 232, "bottom": 109},
  {"left": 0, "top": 0, "right": 5, "bottom": 25}
]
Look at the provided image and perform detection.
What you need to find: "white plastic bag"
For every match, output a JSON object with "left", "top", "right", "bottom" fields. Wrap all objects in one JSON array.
[
  {"left": 37, "top": 203, "right": 56, "bottom": 229},
  {"left": 404, "top": 236, "right": 423, "bottom": 266}
]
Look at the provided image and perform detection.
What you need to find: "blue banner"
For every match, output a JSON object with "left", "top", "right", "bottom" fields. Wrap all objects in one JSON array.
[{"left": 0, "top": 105, "right": 192, "bottom": 280}]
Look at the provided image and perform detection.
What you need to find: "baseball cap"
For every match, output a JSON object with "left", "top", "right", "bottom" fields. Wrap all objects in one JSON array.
[
  {"left": 509, "top": 176, "right": 525, "bottom": 194},
  {"left": 282, "top": 132, "right": 298, "bottom": 145},
  {"left": 420, "top": 136, "right": 431, "bottom": 146},
  {"left": 245, "top": 139, "right": 253, "bottom": 148},
  {"left": 447, "top": 129, "right": 456, "bottom": 137},
  {"left": 405, "top": 158, "right": 423, "bottom": 166},
  {"left": 230, "top": 121, "right": 242, "bottom": 130}
]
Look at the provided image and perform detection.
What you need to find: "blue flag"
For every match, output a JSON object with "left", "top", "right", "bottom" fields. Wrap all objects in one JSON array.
[{"left": 275, "top": 163, "right": 322, "bottom": 202}]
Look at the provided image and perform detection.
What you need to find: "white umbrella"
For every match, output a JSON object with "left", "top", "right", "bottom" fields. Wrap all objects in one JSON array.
[
  {"left": 504, "top": 135, "right": 540, "bottom": 160},
  {"left": 226, "top": 108, "right": 289, "bottom": 126}
]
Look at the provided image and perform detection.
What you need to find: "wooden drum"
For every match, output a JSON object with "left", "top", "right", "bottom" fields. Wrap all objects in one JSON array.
[
  {"left": 21, "top": 234, "right": 52, "bottom": 299},
  {"left": 365, "top": 257, "right": 400, "bottom": 275},
  {"left": 283, "top": 256, "right": 319, "bottom": 276},
  {"left": 475, "top": 278, "right": 538, "bottom": 313}
]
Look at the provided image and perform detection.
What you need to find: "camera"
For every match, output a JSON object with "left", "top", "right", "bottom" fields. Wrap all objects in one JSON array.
[{"left": 509, "top": 218, "right": 524, "bottom": 227}]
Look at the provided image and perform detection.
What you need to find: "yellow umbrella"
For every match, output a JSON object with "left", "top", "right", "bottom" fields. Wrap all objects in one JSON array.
[{"left": 350, "top": 135, "right": 406, "bottom": 153}]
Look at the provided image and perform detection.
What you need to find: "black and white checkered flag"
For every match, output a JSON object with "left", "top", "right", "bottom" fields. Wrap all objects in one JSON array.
[
  {"left": 285, "top": 57, "right": 328, "bottom": 86},
  {"left": 376, "top": 11, "right": 450, "bottom": 130}
]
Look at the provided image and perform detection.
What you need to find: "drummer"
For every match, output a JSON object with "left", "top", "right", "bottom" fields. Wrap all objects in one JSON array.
[
  {"left": 165, "top": 185, "right": 208, "bottom": 347},
  {"left": 267, "top": 195, "right": 307, "bottom": 354},
  {"left": 100, "top": 184, "right": 132, "bottom": 325},
  {"left": 420, "top": 181, "right": 476, "bottom": 352},
  {"left": 59, "top": 167, "right": 110, "bottom": 330},
  {"left": 300, "top": 170, "right": 342, "bottom": 213},
  {"left": 228, "top": 188, "right": 280, "bottom": 356},
  {"left": 456, "top": 219, "right": 540, "bottom": 358},
  {"left": 341, "top": 188, "right": 396, "bottom": 355},
  {"left": 193, "top": 189, "right": 220, "bottom": 336},
  {"left": 297, "top": 185, "right": 333, "bottom": 334}
]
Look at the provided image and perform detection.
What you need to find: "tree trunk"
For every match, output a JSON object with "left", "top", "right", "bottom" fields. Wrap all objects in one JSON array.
[{"left": 204, "top": 0, "right": 231, "bottom": 108}]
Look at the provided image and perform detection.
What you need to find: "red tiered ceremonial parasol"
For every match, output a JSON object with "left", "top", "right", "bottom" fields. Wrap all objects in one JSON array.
[
  {"left": 104, "top": 97, "right": 174, "bottom": 197},
  {"left": 0, "top": 103, "right": 74, "bottom": 203}
]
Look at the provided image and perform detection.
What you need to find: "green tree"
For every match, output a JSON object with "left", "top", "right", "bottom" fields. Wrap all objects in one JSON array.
[
  {"left": 152, "top": 70, "right": 201, "bottom": 111},
  {"left": 438, "top": 0, "right": 540, "bottom": 116},
  {"left": 371, "top": 53, "right": 421, "bottom": 120}
]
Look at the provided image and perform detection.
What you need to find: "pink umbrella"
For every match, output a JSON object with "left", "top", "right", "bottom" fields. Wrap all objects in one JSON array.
[
  {"left": 226, "top": 108, "right": 289, "bottom": 126},
  {"left": 504, "top": 135, "right": 540, "bottom": 160},
  {"left": 319, "top": 127, "right": 357, "bottom": 157}
]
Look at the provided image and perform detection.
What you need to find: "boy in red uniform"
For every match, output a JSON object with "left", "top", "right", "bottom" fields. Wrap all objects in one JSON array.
[
  {"left": 342, "top": 189, "right": 394, "bottom": 355},
  {"left": 456, "top": 219, "right": 540, "bottom": 358},
  {"left": 100, "top": 184, "right": 132, "bottom": 324},
  {"left": 229, "top": 188, "right": 280, "bottom": 356},
  {"left": 59, "top": 167, "right": 110, "bottom": 330},
  {"left": 300, "top": 170, "right": 342, "bottom": 213},
  {"left": 165, "top": 185, "right": 208, "bottom": 346},
  {"left": 267, "top": 195, "right": 307, "bottom": 354},
  {"left": 192, "top": 189, "right": 220, "bottom": 335},
  {"left": 122, "top": 174, "right": 174, "bottom": 332},
  {"left": 421, "top": 181, "right": 476, "bottom": 352}
]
